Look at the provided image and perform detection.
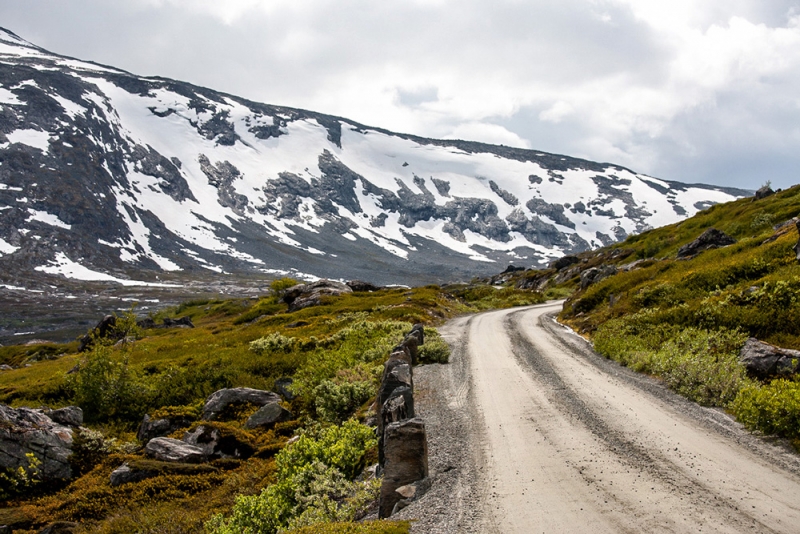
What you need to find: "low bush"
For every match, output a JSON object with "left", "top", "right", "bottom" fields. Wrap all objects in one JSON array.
[
  {"left": 418, "top": 327, "right": 450, "bottom": 364},
  {"left": 731, "top": 379, "right": 800, "bottom": 440},
  {"left": 207, "top": 420, "right": 377, "bottom": 534},
  {"left": 284, "top": 520, "right": 411, "bottom": 534},
  {"left": 314, "top": 364, "right": 379, "bottom": 423}
]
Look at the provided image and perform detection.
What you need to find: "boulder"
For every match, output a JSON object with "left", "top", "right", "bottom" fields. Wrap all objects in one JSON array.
[
  {"left": 78, "top": 314, "right": 117, "bottom": 352},
  {"left": 183, "top": 425, "right": 255, "bottom": 459},
  {"left": 677, "top": 228, "right": 736, "bottom": 259},
  {"left": 0, "top": 364, "right": 13, "bottom": 371},
  {"left": 390, "top": 478, "right": 432, "bottom": 515},
  {"left": 201, "top": 387, "right": 281, "bottom": 420},
  {"left": 274, "top": 378, "right": 295, "bottom": 400},
  {"left": 501, "top": 265, "right": 525, "bottom": 274},
  {"left": 0, "top": 405, "right": 73, "bottom": 480},
  {"left": 550, "top": 255, "right": 580, "bottom": 271},
  {"left": 110, "top": 462, "right": 156, "bottom": 487},
  {"left": 379, "top": 418, "right": 429, "bottom": 518},
  {"left": 44, "top": 406, "right": 83, "bottom": 427},
  {"left": 410, "top": 324, "right": 425, "bottom": 345},
  {"left": 579, "top": 265, "right": 617, "bottom": 290},
  {"left": 137, "top": 413, "right": 194, "bottom": 443},
  {"left": 753, "top": 185, "right": 775, "bottom": 201},
  {"left": 244, "top": 402, "right": 292, "bottom": 429},
  {"left": 144, "top": 437, "right": 205, "bottom": 463},
  {"left": 281, "top": 280, "right": 353, "bottom": 311},
  {"left": 161, "top": 316, "right": 194, "bottom": 328},
  {"left": 346, "top": 280, "right": 381, "bottom": 292},
  {"left": 738, "top": 338, "right": 800, "bottom": 380}
]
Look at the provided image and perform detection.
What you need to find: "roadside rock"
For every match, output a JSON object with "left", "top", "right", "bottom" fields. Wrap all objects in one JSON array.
[
  {"left": 137, "top": 413, "right": 195, "bottom": 444},
  {"left": 144, "top": 437, "right": 205, "bottom": 463},
  {"left": 0, "top": 405, "right": 73, "bottom": 480},
  {"left": 202, "top": 387, "right": 281, "bottom": 420},
  {"left": 183, "top": 425, "right": 255, "bottom": 459},
  {"left": 391, "top": 478, "right": 432, "bottom": 515},
  {"left": 677, "top": 228, "right": 736, "bottom": 259},
  {"left": 580, "top": 265, "right": 617, "bottom": 290},
  {"left": 738, "top": 338, "right": 800, "bottom": 380},
  {"left": 379, "top": 418, "right": 429, "bottom": 518},
  {"left": 244, "top": 403, "right": 292, "bottom": 429},
  {"left": 281, "top": 280, "right": 353, "bottom": 311}
]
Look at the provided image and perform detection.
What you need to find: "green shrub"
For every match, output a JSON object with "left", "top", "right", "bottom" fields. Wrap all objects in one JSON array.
[
  {"left": 0, "top": 452, "right": 41, "bottom": 499},
  {"left": 418, "top": 327, "right": 450, "bottom": 364},
  {"left": 284, "top": 521, "right": 411, "bottom": 534},
  {"left": 250, "top": 333, "right": 298, "bottom": 354},
  {"left": 207, "top": 420, "right": 377, "bottom": 534},
  {"left": 271, "top": 277, "right": 300, "bottom": 293},
  {"left": 314, "top": 380, "right": 376, "bottom": 424},
  {"left": 731, "top": 379, "right": 800, "bottom": 439}
]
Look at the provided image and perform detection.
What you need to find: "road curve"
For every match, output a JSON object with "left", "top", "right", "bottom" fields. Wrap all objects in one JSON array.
[{"left": 447, "top": 301, "right": 800, "bottom": 533}]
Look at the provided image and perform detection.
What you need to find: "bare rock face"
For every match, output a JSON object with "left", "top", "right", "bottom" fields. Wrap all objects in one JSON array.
[
  {"left": 738, "top": 338, "right": 800, "bottom": 380},
  {"left": 346, "top": 280, "right": 381, "bottom": 292},
  {"left": 550, "top": 255, "right": 580, "bottom": 271},
  {"left": 244, "top": 402, "right": 292, "bottom": 429},
  {"left": 0, "top": 405, "right": 74, "bottom": 480},
  {"left": 677, "top": 228, "right": 736, "bottom": 259},
  {"left": 281, "top": 280, "right": 353, "bottom": 311},
  {"left": 144, "top": 437, "right": 205, "bottom": 463},
  {"left": 379, "top": 418, "right": 429, "bottom": 518},
  {"left": 201, "top": 387, "right": 281, "bottom": 420},
  {"left": 44, "top": 406, "right": 83, "bottom": 428}
]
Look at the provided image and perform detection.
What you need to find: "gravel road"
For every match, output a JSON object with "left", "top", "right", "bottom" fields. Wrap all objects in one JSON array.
[{"left": 396, "top": 302, "right": 800, "bottom": 533}]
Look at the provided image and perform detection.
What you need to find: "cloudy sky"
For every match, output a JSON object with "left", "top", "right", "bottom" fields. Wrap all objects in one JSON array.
[{"left": 2, "top": 0, "right": 799, "bottom": 190}]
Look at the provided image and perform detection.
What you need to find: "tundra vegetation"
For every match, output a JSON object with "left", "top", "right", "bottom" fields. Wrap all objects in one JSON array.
[{"left": 0, "top": 279, "right": 544, "bottom": 533}]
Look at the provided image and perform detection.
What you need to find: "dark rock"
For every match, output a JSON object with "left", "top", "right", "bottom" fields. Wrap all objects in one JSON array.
[
  {"left": 137, "top": 413, "right": 195, "bottom": 444},
  {"left": 381, "top": 386, "right": 414, "bottom": 427},
  {"left": 0, "top": 405, "right": 73, "bottom": 480},
  {"left": 201, "top": 387, "right": 281, "bottom": 420},
  {"left": 379, "top": 418, "right": 429, "bottom": 518},
  {"left": 401, "top": 333, "right": 420, "bottom": 365},
  {"left": 753, "top": 185, "right": 775, "bottom": 201},
  {"left": 39, "top": 522, "right": 78, "bottom": 534},
  {"left": 183, "top": 425, "right": 255, "bottom": 459},
  {"left": 346, "top": 280, "right": 381, "bottom": 292},
  {"left": 136, "top": 317, "right": 157, "bottom": 329},
  {"left": 110, "top": 462, "right": 156, "bottom": 486},
  {"left": 579, "top": 265, "right": 617, "bottom": 290},
  {"left": 45, "top": 406, "right": 83, "bottom": 427},
  {"left": 161, "top": 316, "right": 194, "bottom": 328},
  {"left": 738, "top": 338, "right": 800, "bottom": 380},
  {"left": 281, "top": 280, "right": 353, "bottom": 311},
  {"left": 144, "top": 437, "right": 205, "bottom": 463},
  {"left": 285, "top": 321, "right": 309, "bottom": 329},
  {"left": 550, "top": 255, "right": 580, "bottom": 271},
  {"left": 0, "top": 526, "right": 11, "bottom": 534},
  {"left": 501, "top": 265, "right": 525, "bottom": 274},
  {"left": 410, "top": 324, "right": 425, "bottom": 345},
  {"left": 78, "top": 315, "right": 116, "bottom": 352},
  {"left": 793, "top": 220, "right": 800, "bottom": 261},
  {"left": 244, "top": 402, "right": 292, "bottom": 429},
  {"left": 274, "top": 378, "right": 296, "bottom": 400},
  {"left": 677, "top": 228, "right": 736, "bottom": 259}
]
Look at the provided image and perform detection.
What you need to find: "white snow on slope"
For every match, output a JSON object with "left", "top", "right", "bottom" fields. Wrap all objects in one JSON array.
[
  {"left": 0, "top": 237, "right": 19, "bottom": 255},
  {"left": 27, "top": 209, "right": 71, "bottom": 229},
  {"left": 35, "top": 252, "right": 181, "bottom": 286}
]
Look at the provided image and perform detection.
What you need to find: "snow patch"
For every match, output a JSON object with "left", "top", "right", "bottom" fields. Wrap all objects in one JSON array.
[
  {"left": 35, "top": 252, "right": 181, "bottom": 286},
  {"left": 3, "top": 129, "right": 51, "bottom": 152},
  {"left": 27, "top": 209, "right": 71, "bottom": 229},
  {"left": 0, "top": 237, "right": 19, "bottom": 255}
]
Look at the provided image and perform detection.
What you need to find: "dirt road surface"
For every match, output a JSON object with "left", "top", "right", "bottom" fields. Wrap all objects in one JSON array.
[{"left": 400, "top": 302, "right": 800, "bottom": 533}]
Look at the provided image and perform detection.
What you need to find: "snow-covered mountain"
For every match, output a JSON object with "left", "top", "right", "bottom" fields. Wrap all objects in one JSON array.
[{"left": 0, "top": 27, "right": 748, "bottom": 286}]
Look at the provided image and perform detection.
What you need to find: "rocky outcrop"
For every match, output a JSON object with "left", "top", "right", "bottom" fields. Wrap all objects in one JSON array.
[
  {"left": 379, "top": 418, "right": 429, "bottom": 518},
  {"left": 580, "top": 265, "right": 618, "bottom": 290},
  {"left": 144, "top": 437, "right": 205, "bottom": 463},
  {"left": 244, "top": 403, "right": 292, "bottom": 429},
  {"left": 78, "top": 315, "right": 117, "bottom": 352},
  {"left": 201, "top": 387, "right": 281, "bottom": 420},
  {"left": 137, "top": 413, "right": 195, "bottom": 444},
  {"left": 738, "top": 338, "right": 800, "bottom": 380},
  {"left": 346, "top": 280, "right": 381, "bottom": 292},
  {"left": 550, "top": 255, "right": 580, "bottom": 271},
  {"left": 282, "top": 280, "right": 353, "bottom": 311},
  {"left": 677, "top": 228, "right": 736, "bottom": 259},
  {"left": 44, "top": 406, "right": 83, "bottom": 428},
  {"left": 137, "top": 316, "right": 195, "bottom": 329},
  {"left": 0, "top": 405, "right": 74, "bottom": 480},
  {"left": 377, "top": 325, "right": 430, "bottom": 518},
  {"left": 753, "top": 185, "right": 774, "bottom": 201}
]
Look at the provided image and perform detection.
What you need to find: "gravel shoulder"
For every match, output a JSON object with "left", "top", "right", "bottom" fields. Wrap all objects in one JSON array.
[{"left": 397, "top": 302, "right": 800, "bottom": 533}]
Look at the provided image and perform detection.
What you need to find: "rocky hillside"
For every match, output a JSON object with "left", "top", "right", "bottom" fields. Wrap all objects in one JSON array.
[{"left": 0, "top": 27, "right": 749, "bottom": 288}]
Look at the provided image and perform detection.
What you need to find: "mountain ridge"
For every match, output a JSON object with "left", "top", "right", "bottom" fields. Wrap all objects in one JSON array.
[{"left": 0, "top": 26, "right": 750, "bottom": 288}]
